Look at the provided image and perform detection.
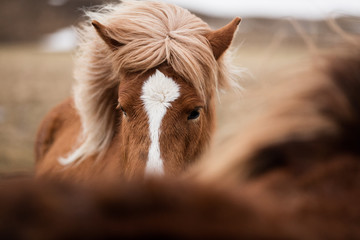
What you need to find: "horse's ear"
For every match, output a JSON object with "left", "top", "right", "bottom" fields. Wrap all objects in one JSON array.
[
  {"left": 206, "top": 17, "right": 241, "bottom": 60},
  {"left": 92, "top": 20, "right": 124, "bottom": 50}
]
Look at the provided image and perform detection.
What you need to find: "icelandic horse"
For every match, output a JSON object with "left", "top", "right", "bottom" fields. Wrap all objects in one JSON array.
[
  {"left": 190, "top": 42, "right": 360, "bottom": 239},
  {"left": 34, "top": 1, "right": 242, "bottom": 181}
]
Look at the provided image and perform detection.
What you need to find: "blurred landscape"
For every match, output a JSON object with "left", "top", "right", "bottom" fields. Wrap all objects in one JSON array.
[{"left": 0, "top": 0, "right": 359, "bottom": 173}]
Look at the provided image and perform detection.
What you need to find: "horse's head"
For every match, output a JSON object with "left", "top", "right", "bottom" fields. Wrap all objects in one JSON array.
[
  {"left": 69, "top": 2, "right": 241, "bottom": 178},
  {"left": 114, "top": 66, "right": 210, "bottom": 177}
]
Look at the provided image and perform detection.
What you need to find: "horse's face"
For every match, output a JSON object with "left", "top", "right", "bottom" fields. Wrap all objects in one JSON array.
[
  {"left": 89, "top": 15, "right": 241, "bottom": 179},
  {"left": 117, "top": 65, "right": 215, "bottom": 178}
]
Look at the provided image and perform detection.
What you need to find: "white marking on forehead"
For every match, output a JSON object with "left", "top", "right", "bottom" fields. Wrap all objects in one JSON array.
[{"left": 141, "top": 70, "right": 180, "bottom": 176}]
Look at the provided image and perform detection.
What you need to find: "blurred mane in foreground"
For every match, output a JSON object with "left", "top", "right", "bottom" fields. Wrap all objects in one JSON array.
[
  {"left": 2, "top": 41, "right": 360, "bottom": 238},
  {"left": 34, "top": 1, "right": 242, "bottom": 181},
  {"left": 191, "top": 42, "right": 360, "bottom": 238}
]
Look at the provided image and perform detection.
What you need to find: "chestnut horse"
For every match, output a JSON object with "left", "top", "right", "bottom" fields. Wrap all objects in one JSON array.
[
  {"left": 35, "top": 1, "right": 242, "bottom": 181},
  {"left": 189, "top": 43, "right": 360, "bottom": 238}
]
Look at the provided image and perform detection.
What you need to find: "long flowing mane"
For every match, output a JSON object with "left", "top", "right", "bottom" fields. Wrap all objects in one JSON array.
[{"left": 60, "top": 0, "right": 242, "bottom": 165}]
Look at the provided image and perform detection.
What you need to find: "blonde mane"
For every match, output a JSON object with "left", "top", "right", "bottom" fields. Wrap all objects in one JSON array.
[{"left": 59, "top": 0, "right": 242, "bottom": 165}]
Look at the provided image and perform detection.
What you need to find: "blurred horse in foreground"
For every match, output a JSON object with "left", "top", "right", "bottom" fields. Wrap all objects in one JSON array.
[{"left": 2, "top": 41, "right": 360, "bottom": 238}]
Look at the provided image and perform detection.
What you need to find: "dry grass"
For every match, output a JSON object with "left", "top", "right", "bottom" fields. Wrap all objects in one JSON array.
[
  {"left": 0, "top": 45, "right": 73, "bottom": 172},
  {"left": 0, "top": 39, "right": 309, "bottom": 173}
]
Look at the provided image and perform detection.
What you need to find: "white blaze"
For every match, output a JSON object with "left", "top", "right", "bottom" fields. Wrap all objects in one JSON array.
[{"left": 141, "top": 70, "right": 180, "bottom": 176}]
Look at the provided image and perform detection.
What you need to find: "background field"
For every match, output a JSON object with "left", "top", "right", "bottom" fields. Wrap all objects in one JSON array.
[{"left": 0, "top": 0, "right": 359, "bottom": 174}]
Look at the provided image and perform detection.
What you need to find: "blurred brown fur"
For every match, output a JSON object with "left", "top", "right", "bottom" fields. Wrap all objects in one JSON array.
[
  {"left": 190, "top": 42, "right": 360, "bottom": 237},
  {"left": 0, "top": 178, "right": 286, "bottom": 240},
  {"left": 193, "top": 42, "right": 360, "bottom": 182}
]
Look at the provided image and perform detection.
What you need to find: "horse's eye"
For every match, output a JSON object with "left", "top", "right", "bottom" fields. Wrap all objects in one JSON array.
[
  {"left": 187, "top": 108, "right": 200, "bottom": 120},
  {"left": 121, "top": 107, "right": 127, "bottom": 117},
  {"left": 116, "top": 103, "right": 127, "bottom": 117}
]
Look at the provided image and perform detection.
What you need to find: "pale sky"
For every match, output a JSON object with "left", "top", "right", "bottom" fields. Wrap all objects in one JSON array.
[
  {"left": 42, "top": 0, "right": 360, "bottom": 52},
  {"left": 161, "top": 0, "right": 360, "bottom": 19}
]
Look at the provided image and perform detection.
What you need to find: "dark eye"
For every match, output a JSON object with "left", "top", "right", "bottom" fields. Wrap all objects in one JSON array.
[
  {"left": 187, "top": 108, "right": 200, "bottom": 120},
  {"left": 116, "top": 103, "right": 127, "bottom": 117},
  {"left": 120, "top": 106, "right": 127, "bottom": 117}
]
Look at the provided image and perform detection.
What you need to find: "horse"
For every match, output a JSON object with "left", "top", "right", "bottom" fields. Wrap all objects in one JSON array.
[
  {"left": 0, "top": 177, "right": 299, "bottom": 239},
  {"left": 34, "top": 1, "right": 242, "bottom": 181},
  {"left": 188, "top": 42, "right": 360, "bottom": 238}
]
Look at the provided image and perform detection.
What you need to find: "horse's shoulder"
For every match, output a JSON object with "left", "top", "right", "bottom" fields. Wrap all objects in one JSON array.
[{"left": 35, "top": 98, "right": 79, "bottom": 162}]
